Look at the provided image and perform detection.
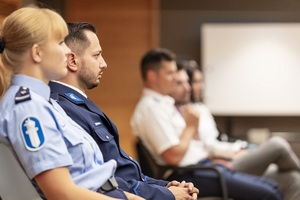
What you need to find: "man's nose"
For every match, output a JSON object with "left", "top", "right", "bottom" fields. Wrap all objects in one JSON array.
[{"left": 100, "top": 58, "right": 107, "bottom": 69}]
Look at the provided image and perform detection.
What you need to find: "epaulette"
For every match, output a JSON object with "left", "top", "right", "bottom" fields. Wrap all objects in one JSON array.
[{"left": 15, "top": 86, "right": 31, "bottom": 104}]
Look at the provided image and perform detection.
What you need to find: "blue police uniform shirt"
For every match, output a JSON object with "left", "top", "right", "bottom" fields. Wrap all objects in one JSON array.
[{"left": 0, "top": 74, "right": 117, "bottom": 192}]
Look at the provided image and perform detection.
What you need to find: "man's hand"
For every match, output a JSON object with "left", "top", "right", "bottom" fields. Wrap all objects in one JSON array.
[
  {"left": 180, "top": 104, "right": 200, "bottom": 140},
  {"left": 167, "top": 180, "right": 199, "bottom": 200},
  {"left": 180, "top": 105, "right": 199, "bottom": 129}
]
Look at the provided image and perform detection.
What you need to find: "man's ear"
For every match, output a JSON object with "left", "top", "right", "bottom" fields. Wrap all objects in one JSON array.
[
  {"left": 67, "top": 52, "right": 78, "bottom": 72},
  {"left": 147, "top": 70, "right": 157, "bottom": 83},
  {"left": 31, "top": 44, "right": 42, "bottom": 63}
]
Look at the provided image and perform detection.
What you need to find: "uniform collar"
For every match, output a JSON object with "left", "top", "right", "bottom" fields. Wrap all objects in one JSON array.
[
  {"left": 142, "top": 88, "right": 175, "bottom": 105},
  {"left": 51, "top": 80, "right": 87, "bottom": 98},
  {"left": 12, "top": 74, "right": 50, "bottom": 101}
]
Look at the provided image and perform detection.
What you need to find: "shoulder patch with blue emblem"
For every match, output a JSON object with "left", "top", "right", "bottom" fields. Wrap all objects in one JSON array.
[
  {"left": 64, "top": 93, "right": 84, "bottom": 103},
  {"left": 20, "top": 117, "right": 46, "bottom": 151},
  {"left": 15, "top": 86, "right": 31, "bottom": 104}
]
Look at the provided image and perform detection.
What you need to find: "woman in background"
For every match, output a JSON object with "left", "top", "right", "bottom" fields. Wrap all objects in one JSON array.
[{"left": 178, "top": 59, "right": 300, "bottom": 200}]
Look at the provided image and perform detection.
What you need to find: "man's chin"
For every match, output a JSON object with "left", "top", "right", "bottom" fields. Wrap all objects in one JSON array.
[{"left": 87, "top": 82, "right": 99, "bottom": 90}]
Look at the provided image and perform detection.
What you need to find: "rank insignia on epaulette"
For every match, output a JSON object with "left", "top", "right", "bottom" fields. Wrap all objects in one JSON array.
[{"left": 15, "top": 86, "right": 31, "bottom": 104}]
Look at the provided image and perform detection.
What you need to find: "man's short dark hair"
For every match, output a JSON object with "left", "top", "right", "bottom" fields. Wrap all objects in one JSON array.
[
  {"left": 65, "top": 22, "right": 97, "bottom": 55},
  {"left": 140, "top": 48, "right": 176, "bottom": 81}
]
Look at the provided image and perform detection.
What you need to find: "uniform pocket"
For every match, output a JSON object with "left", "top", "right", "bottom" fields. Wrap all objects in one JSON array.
[{"left": 93, "top": 126, "right": 114, "bottom": 142}]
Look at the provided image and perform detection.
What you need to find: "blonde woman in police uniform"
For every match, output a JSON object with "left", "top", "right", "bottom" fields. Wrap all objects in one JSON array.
[{"left": 0, "top": 6, "right": 144, "bottom": 200}]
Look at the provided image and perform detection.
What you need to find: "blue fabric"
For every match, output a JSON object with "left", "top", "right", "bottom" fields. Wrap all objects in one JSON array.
[
  {"left": 169, "top": 159, "right": 283, "bottom": 200},
  {"left": 104, "top": 189, "right": 128, "bottom": 199},
  {"left": 49, "top": 81, "right": 174, "bottom": 200},
  {"left": 0, "top": 75, "right": 118, "bottom": 195}
]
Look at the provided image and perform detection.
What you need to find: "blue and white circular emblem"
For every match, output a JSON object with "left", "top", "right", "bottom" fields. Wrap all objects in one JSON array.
[{"left": 21, "top": 117, "right": 46, "bottom": 151}]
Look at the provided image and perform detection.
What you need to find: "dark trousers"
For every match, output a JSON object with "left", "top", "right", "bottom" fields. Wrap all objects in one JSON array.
[{"left": 170, "top": 159, "right": 283, "bottom": 200}]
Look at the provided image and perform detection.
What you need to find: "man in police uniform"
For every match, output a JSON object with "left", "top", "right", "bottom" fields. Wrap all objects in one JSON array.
[{"left": 49, "top": 22, "right": 198, "bottom": 200}]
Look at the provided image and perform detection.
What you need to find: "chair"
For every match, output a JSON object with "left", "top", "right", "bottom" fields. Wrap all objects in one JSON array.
[
  {"left": 135, "top": 138, "right": 229, "bottom": 200},
  {"left": 0, "top": 142, "right": 42, "bottom": 200}
]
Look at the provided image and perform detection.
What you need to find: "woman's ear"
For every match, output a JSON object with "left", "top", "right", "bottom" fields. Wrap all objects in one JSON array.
[
  {"left": 31, "top": 44, "right": 42, "bottom": 63},
  {"left": 67, "top": 52, "right": 78, "bottom": 72}
]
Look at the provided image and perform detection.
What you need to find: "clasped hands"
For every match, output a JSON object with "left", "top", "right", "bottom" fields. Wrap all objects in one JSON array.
[{"left": 167, "top": 180, "right": 199, "bottom": 200}]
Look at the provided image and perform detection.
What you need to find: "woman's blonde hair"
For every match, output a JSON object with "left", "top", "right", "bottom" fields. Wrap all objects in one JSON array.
[{"left": 0, "top": 6, "right": 68, "bottom": 97}]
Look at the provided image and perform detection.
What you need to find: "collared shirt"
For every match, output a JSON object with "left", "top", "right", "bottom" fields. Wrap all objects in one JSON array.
[
  {"left": 130, "top": 88, "right": 208, "bottom": 166},
  {"left": 51, "top": 80, "right": 87, "bottom": 98},
  {"left": 0, "top": 75, "right": 117, "bottom": 193},
  {"left": 195, "top": 102, "right": 219, "bottom": 141},
  {"left": 195, "top": 102, "right": 242, "bottom": 158}
]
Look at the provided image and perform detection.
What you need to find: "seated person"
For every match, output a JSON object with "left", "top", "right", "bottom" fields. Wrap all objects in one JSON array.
[
  {"left": 130, "top": 48, "right": 284, "bottom": 200},
  {"left": 0, "top": 6, "right": 143, "bottom": 200},
  {"left": 176, "top": 59, "right": 300, "bottom": 200},
  {"left": 49, "top": 22, "right": 198, "bottom": 200}
]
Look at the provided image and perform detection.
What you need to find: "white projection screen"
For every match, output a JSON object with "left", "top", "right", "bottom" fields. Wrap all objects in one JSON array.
[{"left": 201, "top": 23, "right": 300, "bottom": 116}]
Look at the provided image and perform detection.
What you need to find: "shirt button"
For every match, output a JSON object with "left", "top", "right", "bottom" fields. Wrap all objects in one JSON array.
[
  {"left": 129, "top": 156, "right": 133, "bottom": 160},
  {"left": 106, "top": 135, "right": 109, "bottom": 140}
]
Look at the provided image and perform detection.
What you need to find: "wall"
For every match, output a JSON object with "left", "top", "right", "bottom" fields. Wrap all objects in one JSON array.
[
  {"left": 0, "top": 0, "right": 158, "bottom": 161},
  {"left": 160, "top": 0, "right": 300, "bottom": 139},
  {"left": 64, "top": 0, "right": 159, "bottom": 158},
  {"left": 0, "top": 0, "right": 19, "bottom": 21},
  {"left": 161, "top": 0, "right": 300, "bottom": 62}
]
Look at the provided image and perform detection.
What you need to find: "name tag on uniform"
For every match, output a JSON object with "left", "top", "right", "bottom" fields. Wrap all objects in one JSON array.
[{"left": 94, "top": 122, "right": 102, "bottom": 126}]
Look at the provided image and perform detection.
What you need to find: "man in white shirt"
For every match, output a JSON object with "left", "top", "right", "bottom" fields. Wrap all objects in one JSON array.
[{"left": 131, "top": 48, "right": 283, "bottom": 200}]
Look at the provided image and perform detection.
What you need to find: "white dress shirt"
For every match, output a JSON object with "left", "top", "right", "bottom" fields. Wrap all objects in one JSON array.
[{"left": 131, "top": 88, "right": 208, "bottom": 166}]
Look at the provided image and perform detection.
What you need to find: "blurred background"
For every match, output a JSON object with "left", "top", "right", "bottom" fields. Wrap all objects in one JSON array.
[{"left": 2, "top": 0, "right": 300, "bottom": 159}]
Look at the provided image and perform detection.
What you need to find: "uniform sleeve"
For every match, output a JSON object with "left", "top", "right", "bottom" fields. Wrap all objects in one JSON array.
[
  {"left": 143, "top": 175, "right": 169, "bottom": 186},
  {"left": 8, "top": 100, "right": 73, "bottom": 179},
  {"left": 115, "top": 177, "right": 175, "bottom": 200}
]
